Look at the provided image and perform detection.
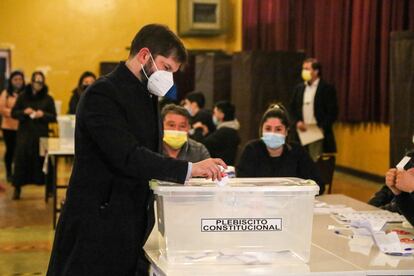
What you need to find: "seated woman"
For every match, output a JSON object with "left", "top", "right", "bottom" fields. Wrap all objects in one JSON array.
[{"left": 236, "top": 103, "right": 324, "bottom": 194}]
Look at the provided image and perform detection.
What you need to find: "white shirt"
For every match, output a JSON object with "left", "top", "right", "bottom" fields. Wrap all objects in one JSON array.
[{"left": 302, "top": 78, "right": 320, "bottom": 125}]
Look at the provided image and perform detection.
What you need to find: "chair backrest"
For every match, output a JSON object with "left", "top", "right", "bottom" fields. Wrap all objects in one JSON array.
[{"left": 316, "top": 154, "right": 336, "bottom": 194}]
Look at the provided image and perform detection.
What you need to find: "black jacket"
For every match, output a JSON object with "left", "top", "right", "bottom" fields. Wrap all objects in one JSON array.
[
  {"left": 11, "top": 85, "right": 56, "bottom": 186},
  {"left": 47, "top": 62, "right": 188, "bottom": 276},
  {"left": 192, "top": 123, "right": 240, "bottom": 165},
  {"left": 190, "top": 109, "right": 216, "bottom": 134},
  {"left": 67, "top": 88, "right": 80, "bottom": 115},
  {"left": 396, "top": 192, "right": 414, "bottom": 226},
  {"left": 290, "top": 79, "right": 338, "bottom": 153},
  {"left": 236, "top": 140, "right": 324, "bottom": 194}
]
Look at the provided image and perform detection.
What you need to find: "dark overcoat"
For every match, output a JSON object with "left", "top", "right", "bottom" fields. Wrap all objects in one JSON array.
[
  {"left": 11, "top": 85, "right": 56, "bottom": 187},
  {"left": 289, "top": 79, "right": 338, "bottom": 153},
  {"left": 47, "top": 62, "right": 188, "bottom": 275}
]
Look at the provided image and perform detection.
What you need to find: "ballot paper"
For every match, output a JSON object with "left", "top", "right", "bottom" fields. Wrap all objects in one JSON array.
[
  {"left": 396, "top": 156, "right": 411, "bottom": 170},
  {"left": 297, "top": 124, "right": 324, "bottom": 146}
]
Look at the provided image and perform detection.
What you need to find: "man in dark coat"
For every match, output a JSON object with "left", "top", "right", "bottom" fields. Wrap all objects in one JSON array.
[
  {"left": 47, "top": 24, "right": 225, "bottom": 276},
  {"left": 289, "top": 58, "right": 338, "bottom": 161}
]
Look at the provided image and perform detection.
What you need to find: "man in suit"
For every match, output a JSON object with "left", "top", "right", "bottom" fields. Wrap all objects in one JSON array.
[
  {"left": 47, "top": 24, "right": 225, "bottom": 276},
  {"left": 290, "top": 58, "right": 338, "bottom": 161}
]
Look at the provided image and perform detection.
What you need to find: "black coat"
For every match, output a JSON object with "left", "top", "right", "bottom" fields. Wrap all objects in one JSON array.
[
  {"left": 47, "top": 63, "right": 188, "bottom": 276},
  {"left": 67, "top": 88, "right": 80, "bottom": 115},
  {"left": 289, "top": 79, "right": 338, "bottom": 153},
  {"left": 236, "top": 140, "right": 324, "bottom": 194},
  {"left": 192, "top": 126, "right": 240, "bottom": 165},
  {"left": 190, "top": 109, "right": 216, "bottom": 134},
  {"left": 11, "top": 85, "right": 56, "bottom": 187},
  {"left": 395, "top": 192, "right": 414, "bottom": 226}
]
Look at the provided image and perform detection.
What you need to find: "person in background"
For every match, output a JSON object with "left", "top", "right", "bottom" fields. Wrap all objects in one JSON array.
[
  {"left": 192, "top": 101, "right": 240, "bottom": 165},
  {"left": 183, "top": 91, "right": 215, "bottom": 134},
  {"left": 0, "top": 71, "right": 25, "bottom": 182},
  {"left": 237, "top": 103, "right": 324, "bottom": 194},
  {"left": 385, "top": 168, "right": 414, "bottom": 226},
  {"left": 11, "top": 71, "right": 57, "bottom": 200},
  {"left": 290, "top": 58, "right": 338, "bottom": 161},
  {"left": 68, "top": 71, "right": 96, "bottom": 115},
  {"left": 162, "top": 104, "right": 210, "bottom": 162}
]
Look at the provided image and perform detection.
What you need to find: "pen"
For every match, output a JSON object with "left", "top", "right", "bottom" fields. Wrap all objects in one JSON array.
[
  {"left": 404, "top": 248, "right": 414, "bottom": 251},
  {"left": 334, "top": 230, "right": 353, "bottom": 239},
  {"left": 385, "top": 252, "right": 412, "bottom": 256}
]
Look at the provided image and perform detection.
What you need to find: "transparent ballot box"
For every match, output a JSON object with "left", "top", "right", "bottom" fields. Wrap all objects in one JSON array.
[
  {"left": 57, "top": 115, "right": 75, "bottom": 148},
  {"left": 151, "top": 178, "right": 319, "bottom": 264}
]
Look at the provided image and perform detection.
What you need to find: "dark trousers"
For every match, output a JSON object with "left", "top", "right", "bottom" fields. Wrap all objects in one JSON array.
[{"left": 2, "top": 129, "right": 17, "bottom": 178}]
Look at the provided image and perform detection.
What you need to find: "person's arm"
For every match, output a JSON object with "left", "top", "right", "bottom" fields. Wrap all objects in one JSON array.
[
  {"left": 68, "top": 94, "right": 77, "bottom": 115},
  {"left": 11, "top": 94, "right": 30, "bottom": 122},
  {"left": 236, "top": 143, "right": 257, "bottom": 177},
  {"left": 368, "top": 185, "right": 395, "bottom": 207},
  {"left": 36, "top": 96, "right": 57, "bottom": 123},
  {"left": 80, "top": 84, "right": 190, "bottom": 183},
  {"left": 395, "top": 192, "right": 414, "bottom": 226},
  {"left": 297, "top": 146, "right": 324, "bottom": 194},
  {"left": 319, "top": 84, "right": 338, "bottom": 129},
  {"left": 0, "top": 91, "right": 12, "bottom": 117}
]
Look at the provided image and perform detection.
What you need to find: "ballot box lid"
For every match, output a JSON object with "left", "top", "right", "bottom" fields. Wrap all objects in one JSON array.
[{"left": 151, "top": 177, "right": 319, "bottom": 195}]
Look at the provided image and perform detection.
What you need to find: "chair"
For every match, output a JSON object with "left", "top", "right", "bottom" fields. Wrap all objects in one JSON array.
[{"left": 316, "top": 154, "right": 336, "bottom": 194}]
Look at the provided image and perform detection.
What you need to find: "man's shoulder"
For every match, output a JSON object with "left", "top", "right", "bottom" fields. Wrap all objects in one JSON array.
[{"left": 188, "top": 138, "right": 207, "bottom": 150}]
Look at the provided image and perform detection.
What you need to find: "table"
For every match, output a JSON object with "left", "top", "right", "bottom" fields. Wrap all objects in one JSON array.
[
  {"left": 144, "top": 194, "right": 414, "bottom": 275},
  {"left": 40, "top": 138, "right": 74, "bottom": 228}
]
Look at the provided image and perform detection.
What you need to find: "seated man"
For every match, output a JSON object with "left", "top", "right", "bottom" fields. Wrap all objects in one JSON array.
[
  {"left": 192, "top": 101, "right": 241, "bottom": 166},
  {"left": 162, "top": 104, "right": 210, "bottom": 162}
]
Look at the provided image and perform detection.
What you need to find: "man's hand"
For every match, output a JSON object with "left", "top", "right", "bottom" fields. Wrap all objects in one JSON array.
[
  {"left": 395, "top": 168, "right": 414, "bottom": 193},
  {"left": 35, "top": 110, "right": 44, "bottom": 118},
  {"left": 192, "top": 122, "right": 209, "bottom": 136},
  {"left": 24, "top": 108, "right": 34, "bottom": 115},
  {"left": 191, "top": 158, "right": 227, "bottom": 181},
  {"left": 385, "top": 168, "right": 401, "bottom": 195},
  {"left": 297, "top": 121, "right": 307, "bottom": 132}
]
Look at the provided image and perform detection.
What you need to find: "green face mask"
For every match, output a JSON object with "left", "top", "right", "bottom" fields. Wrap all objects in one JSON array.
[
  {"left": 301, "top": 69, "right": 312, "bottom": 82},
  {"left": 163, "top": 130, "right": 188, "bottom": 150}
]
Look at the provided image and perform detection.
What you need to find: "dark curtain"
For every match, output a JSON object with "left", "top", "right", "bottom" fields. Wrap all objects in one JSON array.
[{"left": 242, "top": 0, "right": 414, "bottom": 123}]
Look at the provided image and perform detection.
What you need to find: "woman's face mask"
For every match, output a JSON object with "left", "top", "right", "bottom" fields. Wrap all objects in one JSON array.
[
  {"left": 141, "top": 53, "right": 174, "bottom": 97},
  {"left": 163, "top": 130, "right": 188, "bottom": 150},
  {"left": 261, "top": 132, "right": 286, "bottom": 149}
]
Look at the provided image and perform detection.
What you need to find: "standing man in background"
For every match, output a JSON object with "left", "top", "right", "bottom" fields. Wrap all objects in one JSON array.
[
  {"left": 290, "top": 58, "right": 338, "bottom": 161},
  {"left": 47, "top": 24, "right": 225, "bottom": 276}
]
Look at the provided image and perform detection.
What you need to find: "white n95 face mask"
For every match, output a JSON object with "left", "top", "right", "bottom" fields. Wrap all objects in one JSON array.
[{"left": 141, "top": 53, "right": 174, "bottom": 97}]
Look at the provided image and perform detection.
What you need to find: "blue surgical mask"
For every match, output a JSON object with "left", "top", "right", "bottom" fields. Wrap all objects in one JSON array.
[
  {"left": 212, "top": 116, "right": 219, "bottom": 126},
  {"left": 184, "top": 105, "right": 193, "bottom": 116},
  {"left": 261, "top": 132, "right": 285, "bottom": 149}
]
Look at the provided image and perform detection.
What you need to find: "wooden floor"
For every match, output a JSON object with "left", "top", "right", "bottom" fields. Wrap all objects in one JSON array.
[{"left": 0, "top": 142, "right": 383, "bottom": 275}]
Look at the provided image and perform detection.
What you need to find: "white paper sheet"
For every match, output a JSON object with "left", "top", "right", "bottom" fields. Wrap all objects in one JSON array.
[{"left": 297, "top": 124, "right": 324, "bottom": 145}]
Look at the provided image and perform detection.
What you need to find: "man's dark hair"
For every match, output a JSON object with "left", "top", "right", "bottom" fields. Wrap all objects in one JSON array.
[
  {"left": 185, "top": 91, "right": 205, "bottom": 109},
  {"left": 304, "top": 58, "right": 322, "bottom": 77},
  {"left": 215, "top": 101, "right": 235, "bottom": 121},
  {"left": 7, "top": 70, "right": 25, "bottom": 95},
  {"left": 259, "top": 103, "right": 291, "bottom": 136},
  {"left": 129, "top": 24, "right": 187, "bottom": 64},
  {"left": 161, "top": 104, "right": 191, "bottom": 121}
]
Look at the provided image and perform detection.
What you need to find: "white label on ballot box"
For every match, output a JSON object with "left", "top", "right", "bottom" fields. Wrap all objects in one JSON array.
[{"left": 201, "top": 218, "right": 282, "bottom": 232}]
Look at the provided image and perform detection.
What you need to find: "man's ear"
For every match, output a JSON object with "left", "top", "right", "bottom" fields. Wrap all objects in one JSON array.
[{"left": 136, "top": 47, "right": 151, "bottom": 66}]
